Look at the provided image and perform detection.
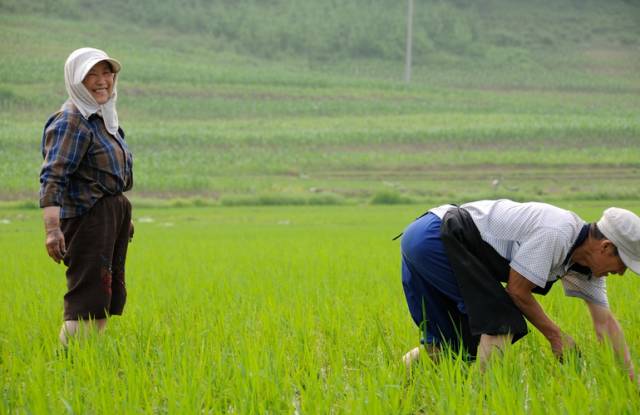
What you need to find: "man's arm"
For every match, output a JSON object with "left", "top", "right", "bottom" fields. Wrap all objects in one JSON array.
[
  {"left": 506, "top": 268, "right": 575, "bottom": 358},
  {"left": 586, "top": 301, "right": 636, "bottom": 382}
]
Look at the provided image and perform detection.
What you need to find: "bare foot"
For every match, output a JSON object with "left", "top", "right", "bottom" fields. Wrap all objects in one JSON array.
[{"left": 403, "top": 344, "right": 441, "bottom": 373}]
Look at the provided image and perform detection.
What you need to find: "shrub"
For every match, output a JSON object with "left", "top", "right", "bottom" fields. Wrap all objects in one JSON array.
[{"left": 370, "top": 191, "right": 414, "bottom": 205}]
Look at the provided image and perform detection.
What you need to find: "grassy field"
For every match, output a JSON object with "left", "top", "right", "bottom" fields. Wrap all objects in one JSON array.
[
  {"left": 1, "top": 1, "right": 640, "bottom": 413},
  {"left": 2, "top": 203, "right": 640, "bottom": 413}
]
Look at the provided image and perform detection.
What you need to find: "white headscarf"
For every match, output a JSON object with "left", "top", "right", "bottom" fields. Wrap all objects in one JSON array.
[{"left": 63, "top": 47, "right": 122, "bottom": 136}]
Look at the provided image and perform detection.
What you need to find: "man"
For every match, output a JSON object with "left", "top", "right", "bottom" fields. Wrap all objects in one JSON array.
[{"left": 400, "top": 199, "right": 639, "bottom": 380}]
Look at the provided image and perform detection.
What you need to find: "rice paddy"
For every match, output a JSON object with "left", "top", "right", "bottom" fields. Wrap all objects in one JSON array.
[
  {"left": 1, "top": 204, "right": 640, "bottom": 413},
  {"left": 2, "top": 2, "right": 640, "bottom": 413}
]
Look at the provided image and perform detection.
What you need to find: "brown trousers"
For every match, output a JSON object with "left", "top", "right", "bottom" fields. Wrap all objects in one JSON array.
[{"left": 61, "top": 194, "right": 132, "bottom": 320}]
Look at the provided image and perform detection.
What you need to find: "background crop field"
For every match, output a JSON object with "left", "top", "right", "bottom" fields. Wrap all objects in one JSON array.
[
  {"left": 1, "top": 0, "right": 640, "bottom": 413},
  {"left": 1, "top": 0, "right": 639, "bottom": 205},
  {"left": 2, "top": 203, "right": 640, "bottom": 414}
]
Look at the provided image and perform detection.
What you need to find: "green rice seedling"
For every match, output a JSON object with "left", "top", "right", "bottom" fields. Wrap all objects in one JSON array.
[{"left": 2, "top": 204, "right": 640, "bottom": 413}]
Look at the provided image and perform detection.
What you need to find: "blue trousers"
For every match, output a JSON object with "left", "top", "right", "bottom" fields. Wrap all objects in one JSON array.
[{"left": 401, "top": 212, "right": 469, "bottom": 349}]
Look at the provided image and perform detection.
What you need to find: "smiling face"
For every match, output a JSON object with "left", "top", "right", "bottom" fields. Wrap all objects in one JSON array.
[
  {"left": 82, "top": 61, "right": 114, "bottom": 104},
  {"left": 591, "top": 240, "right": 627, "bottom": 277}
]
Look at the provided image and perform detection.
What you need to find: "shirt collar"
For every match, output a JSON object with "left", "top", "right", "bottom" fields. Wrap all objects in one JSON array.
[{"left": 563, "top": 223, "right": 590, "bottom": 266}]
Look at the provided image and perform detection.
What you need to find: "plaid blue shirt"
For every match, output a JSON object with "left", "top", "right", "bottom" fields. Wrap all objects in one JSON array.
[{"left": 39, "top": 103, "right": 133, "bottom": 218}]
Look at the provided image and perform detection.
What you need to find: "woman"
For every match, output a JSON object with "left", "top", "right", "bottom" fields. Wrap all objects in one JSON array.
[{"left": 39, "top": 47, "right": 134, "bottom": 346}]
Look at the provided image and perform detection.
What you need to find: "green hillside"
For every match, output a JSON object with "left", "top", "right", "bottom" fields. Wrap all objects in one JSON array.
[
  {"left": 3, "top": 0, "right": 639, "bottom": 65},
  {"left": 1, "top": 0, "right": 639, "bottom": 205}
]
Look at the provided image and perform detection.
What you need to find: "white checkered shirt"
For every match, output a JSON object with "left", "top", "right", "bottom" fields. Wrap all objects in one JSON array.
[{"left": 430, "top": 200, "right": 608, "bottom": 307}]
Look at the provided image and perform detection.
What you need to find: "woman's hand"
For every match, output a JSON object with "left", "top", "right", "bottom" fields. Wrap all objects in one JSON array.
[
  {"left": 45, "top": 228, "right": 66, "bottom": 263},
  {"left": 43, "top": 206, "right": 65, "bottom": 263},
  {"left": 129, "top": 221, "right": 134, "bottom": 242}
]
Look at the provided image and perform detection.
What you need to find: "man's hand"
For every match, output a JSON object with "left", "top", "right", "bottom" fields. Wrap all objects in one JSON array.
[
  {"left": 627, "top": 364, "right": 638, "bottom": 386},
  {"left": 549, "top": 331, "right": 577, "bottom": 362},
  {"left": 586, "top": 301, "right": 636, "bottom": 385},
  {"left": 129, "top": 221, "right": 134, "bottom": 242}
]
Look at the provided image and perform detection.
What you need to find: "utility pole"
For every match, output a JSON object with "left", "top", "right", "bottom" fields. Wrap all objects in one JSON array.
[{"left": 404, "top": 0, "right": 414, "bottom": 83}]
